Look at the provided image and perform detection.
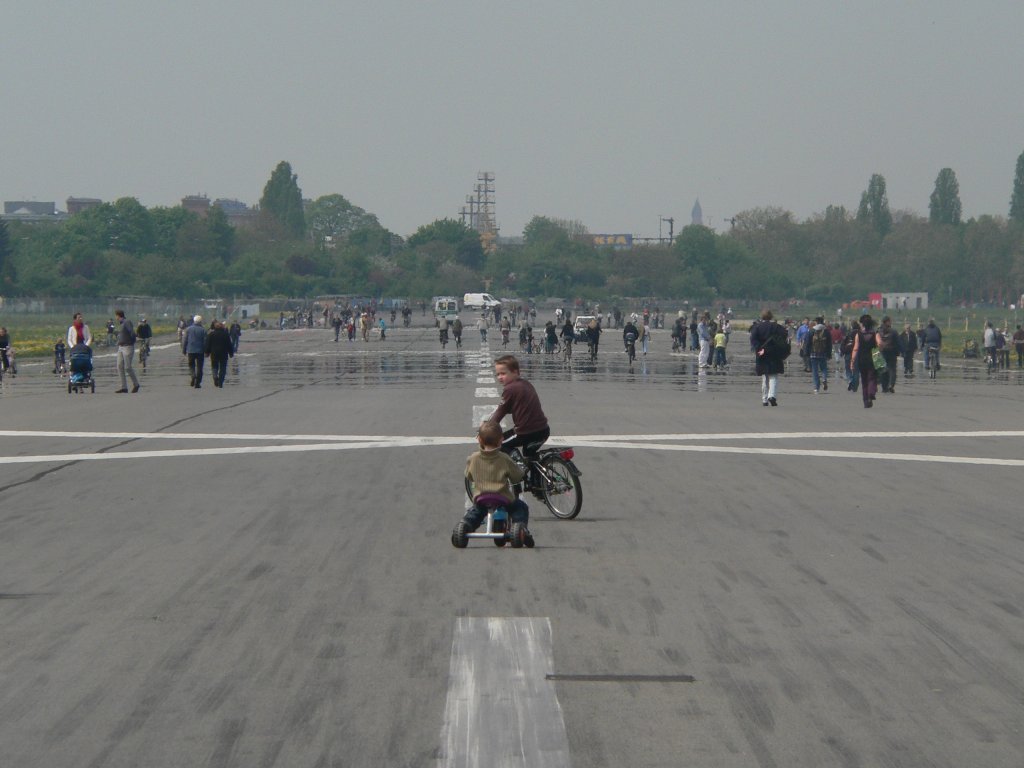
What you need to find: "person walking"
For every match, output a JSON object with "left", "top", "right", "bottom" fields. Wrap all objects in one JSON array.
[
  {"left": 749, "top": 309, "right": 787, "bottom": 406},
  {"left": 878, "top": 316, "right": 900, "bottom": 393},
  {"left": 804, "top": 316, "right": 831, "bottom": 393},
  {"left": 229, "top": 321, "right": 242, "bottom": 353},
  {"left": 67, "top": 312, "right": 93, "bottom": 348},
  {"left": 983, "top": 321, "right": 997, "bottom": 372},
  {"left": 842, "top": 320, "right": 860, "bottom": 391},
  {"left": 851, "top": 314, "right": 882, "bottom": 408},
  {"left": 697, "top": 313, "right": 711, "bottom": 368},
  {"left": 900, "top": 322, "right": 918, "bottom": 377},
  {"left": 1013, "top": 325, "right": 1024, "bottom": 368},
  {"left": 204, "top": 320, "right": 234, "bottom": 388},
  {"left": 113, "top": 310, "right": 140, "bottom": 394},
  {"left": 182, "top": 315, "right": 207, "bottom": 388}
]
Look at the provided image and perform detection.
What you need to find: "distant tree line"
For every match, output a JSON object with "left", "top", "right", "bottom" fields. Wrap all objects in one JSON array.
[{"left": 3, "top": 153, "right": 1024, "bottom": 305}]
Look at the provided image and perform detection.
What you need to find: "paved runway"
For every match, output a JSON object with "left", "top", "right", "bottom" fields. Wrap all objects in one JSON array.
[{"left": 1, "top": 321, "right": 1023, "bottom": 767}]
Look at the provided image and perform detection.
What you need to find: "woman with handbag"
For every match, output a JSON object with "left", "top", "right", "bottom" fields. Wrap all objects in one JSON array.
[{"left": 851, "top": 314, "right": 884, "bottom": 409}]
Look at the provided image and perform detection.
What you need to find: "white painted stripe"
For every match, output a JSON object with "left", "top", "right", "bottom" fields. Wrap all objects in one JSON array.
[
  {"left": 564, "top": 430, "right": 1024, "bottom": 441},
  {"left": 471, "top": 405, "right": 495, "bottom": 428},
  {"left": 0, "top": 429, "right": 455, "bottom": 443},
  {"left": 5, "top": 438, "right": 1023, "bottom": 468},
  {"left": 475, "top": 387, "right": 500, "bottom": 398},
  {"left": 439, "top": 617, "right": 571, "bottom": 768},
  {"left": 6, "top": 428, "right": 1024, "bottom": 443},
  {"left": 567, "top": 440, "right": 1024, "bottom": 467}
]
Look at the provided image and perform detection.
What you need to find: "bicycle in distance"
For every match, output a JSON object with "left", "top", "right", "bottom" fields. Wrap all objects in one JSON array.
[
  {"left": 625, "top": 331, "right": 637, "bottom": 366},
  {"left": 928, "top": 345, "right": 940, "bottom": 379},
  {"left": 137, "top": 338, "right": 151, "bottom": 370}
]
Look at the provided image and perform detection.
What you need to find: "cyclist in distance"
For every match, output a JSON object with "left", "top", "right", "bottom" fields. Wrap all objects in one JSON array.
[
  {"left": 622, "top": 317, "right": 639, "bottom": 353},
  {"left": 559, "top": 315, "right": 574, "bottom": 354}
]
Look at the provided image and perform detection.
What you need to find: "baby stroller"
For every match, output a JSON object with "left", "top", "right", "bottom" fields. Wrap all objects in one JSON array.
[
  {"left": 68, "top": 343, "right": 95, "bottom": 394},
  {"left": 962, "top": 339, "right": 979, "bottom": 359}
]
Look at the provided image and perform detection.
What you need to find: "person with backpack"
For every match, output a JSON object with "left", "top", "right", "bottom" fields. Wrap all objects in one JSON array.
[
  {"left": 803, "top": 316, "right": 832, "bottom": 393},
  {"left": 878, "top": 316, "right": 900, "bottom": 393},
  {"left": 749, "top": 308, "right": 789, "bottom": 406}
]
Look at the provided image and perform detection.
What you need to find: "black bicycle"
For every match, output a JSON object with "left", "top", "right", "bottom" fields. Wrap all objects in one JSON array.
[
  {"left": 465, "top": 442, "right": 583, "bottom": 519},
  {"left": 138, "top": 338, "right": 151, "bottom": 370},
  {"left": 625, "top": 332, "right": 637, "bottom": 365}
]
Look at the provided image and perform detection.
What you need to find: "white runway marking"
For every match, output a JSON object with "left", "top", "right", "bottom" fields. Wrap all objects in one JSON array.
[
  {"left": 438, "top": 617, "right": 571, "bottom": 768},
  {"left": 3, "top": 429, "right": 1024, "bottom": 467},
  {"left": 474, "top": 387, "right": 500, "bottom": 398}
]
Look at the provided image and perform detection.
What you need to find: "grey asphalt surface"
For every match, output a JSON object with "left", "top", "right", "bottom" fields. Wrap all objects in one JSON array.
[{"left": 1, "top": 319, "right": 1023, "bottom": 767}]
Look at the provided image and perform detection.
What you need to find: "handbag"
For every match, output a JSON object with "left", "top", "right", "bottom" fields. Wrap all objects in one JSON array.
[{"left": 871, "top": 347, "right": 887, "bottom": 371}]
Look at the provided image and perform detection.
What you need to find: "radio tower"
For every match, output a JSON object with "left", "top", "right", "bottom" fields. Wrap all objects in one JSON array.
[{"left": 459, "top": 172, "right": 498, "bottom": 253}]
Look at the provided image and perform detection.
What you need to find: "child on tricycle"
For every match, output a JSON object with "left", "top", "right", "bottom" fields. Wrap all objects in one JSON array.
[{"left": 452, "top": 420, "right": 534, "bottom": 548}]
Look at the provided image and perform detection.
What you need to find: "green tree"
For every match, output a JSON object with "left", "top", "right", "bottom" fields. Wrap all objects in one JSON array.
[
  {"left": 0, "top": 219, "right": 10, "bottom": 284},
  {"left": 929, "top": 167, "right": 962, "bottom": 225},
  {"left": 306, "top": 193, "right": 380, "bottom": 244},
  {"left": 150, "top": 206, "right": 197, "bottom": 256},
  {"left": 206, "top": 205, "right": 236, "bottom": 264},
  {"left": 407, "top": 218, "right": 483, "bottom": 270},
  {"left": 259, "top": 161, "right": 306, "bottom": 238},
  {"left": 522, "top": 216, "right": 571, "bottom": 247},
  {"left": 1010, "top": 150, "right": 1024, "bottom": 223},
  {"left": 857, "top": 174, "right": 893, "bottom": 236}
]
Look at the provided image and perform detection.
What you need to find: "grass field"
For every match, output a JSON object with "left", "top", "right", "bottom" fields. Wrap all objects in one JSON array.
[{"left": 0, "top": 315, "right": 177, "bottom": 358}]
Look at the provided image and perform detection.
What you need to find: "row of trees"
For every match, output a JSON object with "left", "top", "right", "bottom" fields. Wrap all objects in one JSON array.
[{"left": 2, "top": 155, "right": 1024, "bottom": 304}]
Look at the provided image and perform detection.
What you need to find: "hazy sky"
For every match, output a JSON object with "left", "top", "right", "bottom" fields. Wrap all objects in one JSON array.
[{"left": 3, "top": 1, "right": 1022, "bottom": 237}]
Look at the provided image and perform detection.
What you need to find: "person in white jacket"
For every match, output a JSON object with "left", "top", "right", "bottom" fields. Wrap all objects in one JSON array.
[{"left": 67, "top": 312, "right": 93, "bottom": 348}]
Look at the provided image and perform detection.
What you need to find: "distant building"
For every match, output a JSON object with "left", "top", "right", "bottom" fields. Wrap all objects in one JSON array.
[
  {"left": 4, "top": 201, "right": 56, "bottom": 216},
  {"left": 181, "top": 194, "right": 210, "bottom": 217},
  {"left": 66, "top": 197, "right": 102, "bottom": 215},
  {"left": 1, "top": 200, "right": 66, "bottom": 223},
  {"left": 691, "top": 199, "right": 703, "bottom": 226},
  {"left": 880, "top": 292, "right": 928, "bottom": 310},
  {"left": 212, "top": 198, "right": 258, "bottom": 229}
]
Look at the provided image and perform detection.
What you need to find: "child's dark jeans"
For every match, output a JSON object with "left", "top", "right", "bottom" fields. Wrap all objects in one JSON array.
[{"left": 463, "top": 498, "right": 529, "bottom": 531}]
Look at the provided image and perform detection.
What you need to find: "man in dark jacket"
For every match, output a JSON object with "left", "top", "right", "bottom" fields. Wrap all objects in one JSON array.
[
  {"left": 749, "top": 309, "right": 787, "bottom": 406},
  {"left": 878, "top": 316, "right": 900, "bottom": 393},
  {"left": 205, "top": 320, "right": 235, "bottom": 388},
  {"left": 899, "top": 322, "right": 918, "bottom": 376}
]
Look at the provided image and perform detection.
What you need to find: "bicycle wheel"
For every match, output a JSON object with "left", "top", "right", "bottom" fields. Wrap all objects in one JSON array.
[
  {"left": 628, "top": 344, "right": 635, "bottom": 364},
  {"left": 540, "top": 456, "right": 582, "bottom": 519}
]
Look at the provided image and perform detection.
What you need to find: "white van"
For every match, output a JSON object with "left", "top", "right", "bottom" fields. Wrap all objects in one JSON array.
[
  {"left": 463, "top": 292, "right": 502, "bottom": 311},
  {"left": 433, "top": 296, "right": 460, "bottom": 323}
]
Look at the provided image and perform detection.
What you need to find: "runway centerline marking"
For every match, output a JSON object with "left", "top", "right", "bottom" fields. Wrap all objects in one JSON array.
[{"left": 438, "top": 617, "right": 570, "bottom": 768}]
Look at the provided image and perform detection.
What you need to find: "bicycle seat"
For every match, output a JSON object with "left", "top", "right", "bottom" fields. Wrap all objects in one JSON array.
[{"left": 473, "top": 493, "right": 510, "bottom": 509}]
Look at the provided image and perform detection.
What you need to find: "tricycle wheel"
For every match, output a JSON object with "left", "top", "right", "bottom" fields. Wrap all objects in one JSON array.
[
  {"left": 67, "top": 380, "right": 72, "bottom": 394},
  {"left": 451, "top": 522, "right": 468, "bottom": 549}
]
